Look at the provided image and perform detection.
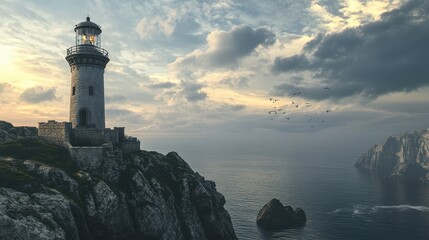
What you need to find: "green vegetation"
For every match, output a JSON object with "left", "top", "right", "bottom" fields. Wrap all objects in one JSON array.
[
  {"left": 0, "top": 160, "right": 41, "bottom": 193},
  {"left": 0, "top": 138, "right": 77, "bottom": 173}
]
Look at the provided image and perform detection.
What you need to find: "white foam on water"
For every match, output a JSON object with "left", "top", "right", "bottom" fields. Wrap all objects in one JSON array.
[
  {"left": 372, "top": 205, "right": 429, "bottom": 212},
  {"left": 331, "top": 204, "right": 429, "bottom": 215}
]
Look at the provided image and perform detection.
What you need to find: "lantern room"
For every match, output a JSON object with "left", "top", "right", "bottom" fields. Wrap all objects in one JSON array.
[{"left": 74, "top": 16, "right": 102, "bottom": 47}]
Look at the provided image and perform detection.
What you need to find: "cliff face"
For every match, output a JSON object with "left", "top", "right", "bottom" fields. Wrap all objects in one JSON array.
[
  {"left": 0, "top": 121, "right": 237, "bottom": 240},
  {"left": 355, "top": 129, "right": 429, "bottom": 182}
]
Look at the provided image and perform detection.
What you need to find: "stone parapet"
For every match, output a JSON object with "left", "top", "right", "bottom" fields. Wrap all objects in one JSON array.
[{"left": 38, "top": 120, "right": 72, "bottom": 147}]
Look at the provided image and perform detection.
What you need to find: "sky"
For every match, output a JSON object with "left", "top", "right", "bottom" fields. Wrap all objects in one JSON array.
[{"left": 1, "top": 0, "right": 428, "bottom": 154}]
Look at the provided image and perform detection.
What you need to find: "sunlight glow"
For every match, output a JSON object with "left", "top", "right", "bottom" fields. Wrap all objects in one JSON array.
[{"left": 0, "top": 44, "right": 14, "bottom": 67}]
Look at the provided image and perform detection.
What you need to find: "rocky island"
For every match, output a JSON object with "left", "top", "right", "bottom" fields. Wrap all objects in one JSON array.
[
  {"left": 256, "top": 198, "right": 306, "bottom": 230},
  {"left": 0, "top": 120, "right": 237, "bottom": 240},
  {"left": 355, "top": 129, "right": 429, "bottom": 182}
]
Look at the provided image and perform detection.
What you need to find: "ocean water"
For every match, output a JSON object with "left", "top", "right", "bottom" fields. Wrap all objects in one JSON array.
[{"left": 174, "top": 144, "right": 429, "bottom": 240}]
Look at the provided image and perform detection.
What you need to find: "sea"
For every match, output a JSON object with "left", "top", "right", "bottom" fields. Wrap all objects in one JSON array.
[{"left": 146, "top": 138, "right": 429, "bottom": 240}]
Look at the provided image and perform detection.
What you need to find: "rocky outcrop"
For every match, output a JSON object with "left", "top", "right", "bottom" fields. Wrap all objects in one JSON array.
[
  {"left": 0, "top": 121, "right": 37, "bottom": 142},
  {"left": 0, "top": 137, "right": 237, "bottom": 240},
  {"left": 256, "top": 198, "right": 306, "bottom": 230},
  {"left": 355, "top": 129, "right": 429, "bottom": 182}
]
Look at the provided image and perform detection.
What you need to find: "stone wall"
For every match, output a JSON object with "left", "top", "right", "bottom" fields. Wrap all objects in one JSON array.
[
  {"left": 38, "top": 120, "right": 72, "bottom": 147},
  {"left": 38, "top": 120, "right": 140, "bottom": 152},
  {"left": 71, "top": 128, "right": 104, "bottom": 146},
  {"left": 103, "top": 128, "right": 119, "bottom": 144},
  {"left": 118, "top": 137, "right": 140, "bottom": 152},
  {"left": 68, "top": 143, "right": 104, "bottom": 171}
]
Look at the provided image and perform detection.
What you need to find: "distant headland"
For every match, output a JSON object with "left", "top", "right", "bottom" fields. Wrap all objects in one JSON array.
[{"left": 355, "top": 129, "right": 429, "bottom": 182}]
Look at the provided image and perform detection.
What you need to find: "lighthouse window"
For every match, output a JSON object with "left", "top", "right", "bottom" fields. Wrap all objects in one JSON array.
[
  {"left": 72, "top": 86, "right": 76, "bottom": 95},
  {"left": 90, "top": 35, "right": 96, "bottom": 44},
  {"left": 89, "top": 86, "right": 94, "bottom": 96}
]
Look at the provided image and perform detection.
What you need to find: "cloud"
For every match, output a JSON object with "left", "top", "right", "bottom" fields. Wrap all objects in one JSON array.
[
  {"left": 105, "top": 95, "right": 126, "bottom": 103},
  {"left": 136, "top": 9, "right": 178, "bottom": 39},
  {"left": 148, "top": 82, "right": 177, "bottom": 89},
  {"left": 272, "top": 0, "right": 429, "bottom": 100},
  {"left": 173, "top": 25, "right": 276, "bottom": 70},
  {"left": 272, "top": 55, "right": 310, "bottom": 73},
  {"left": 181, "top": 82, "right": 207, "bottom": 102},
  {"left": 157, "top": 81, "right": 207, "bottom": 104},
  {"left": 106, "top": 108, "right": 146, "bottom": 125},
  {"left": 0, "top": 83, "right": 10, "bottom": 93},
  {"left": 20, "top": 86, "right": 57, "bottom": 103},
  {"left": 219, "top": 76, "right": 249, "bottom": 88}
]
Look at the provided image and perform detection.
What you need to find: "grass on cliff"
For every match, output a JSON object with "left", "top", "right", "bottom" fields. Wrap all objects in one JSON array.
[
  {"left": 0, "top": 138, "right": 76, "bottom": 173},
  {"left": 0, "top": 160, "right": 42, "bottom": 193}
]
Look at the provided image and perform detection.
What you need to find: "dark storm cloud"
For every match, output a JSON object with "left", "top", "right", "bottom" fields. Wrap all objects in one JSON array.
[
  {"left": 148, "top": 82, "right": 177, "bottom": 89},
  {"left": 272, "top": 55, "right": 310, "bottom": 73},
  {"left": 272, "top": 0, "right": 429, "bottom": 100},
  {"left": 176, "top": 25, "right": 275, "bottom": 69},
  {"left": 20, "top": 87, "right": 57, "bottom": 103},
  {"left": 181, "top": 82, "right": 207, "bottom": 102}
]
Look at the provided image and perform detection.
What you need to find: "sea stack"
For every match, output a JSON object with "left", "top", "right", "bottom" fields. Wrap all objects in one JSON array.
[{"left": 256, "top": 198, "right": 306, "bottom": 230}]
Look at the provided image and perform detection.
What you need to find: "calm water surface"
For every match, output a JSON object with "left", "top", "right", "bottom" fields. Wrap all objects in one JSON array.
[{"left": 177, "top": 146, "right": 429, "bottom": 240}]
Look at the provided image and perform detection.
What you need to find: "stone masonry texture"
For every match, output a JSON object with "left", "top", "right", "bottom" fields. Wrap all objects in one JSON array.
[{"left": 69, "top": 65, "right": 105, "bottom": 130}]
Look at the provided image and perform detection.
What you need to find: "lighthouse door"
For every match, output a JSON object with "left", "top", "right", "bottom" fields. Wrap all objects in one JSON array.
[{"left": 79, "top": 109, "right": 88, "bottom": 126}]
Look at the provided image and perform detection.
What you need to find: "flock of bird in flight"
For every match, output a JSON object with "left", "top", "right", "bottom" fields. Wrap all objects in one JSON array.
[{"left": 267, "top": 87, "right": 332, "bottom": 129}]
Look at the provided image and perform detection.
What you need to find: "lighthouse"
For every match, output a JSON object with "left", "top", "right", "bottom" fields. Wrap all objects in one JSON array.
[
  {"left": 65, "top": 16, "right": 109, "bottom": 130},
  {"left": 38, "top": 16, "right": 139, "bottom": 154}
]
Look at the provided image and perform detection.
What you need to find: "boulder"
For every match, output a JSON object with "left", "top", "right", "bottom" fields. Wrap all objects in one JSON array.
[{"left": 256, "top": 198, "right": 306, "bottom": 230}]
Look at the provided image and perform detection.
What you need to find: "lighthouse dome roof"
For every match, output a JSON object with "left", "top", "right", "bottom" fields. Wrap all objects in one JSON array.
[{"left": 75, "top": 16, "right": 102, "bottom": 33}]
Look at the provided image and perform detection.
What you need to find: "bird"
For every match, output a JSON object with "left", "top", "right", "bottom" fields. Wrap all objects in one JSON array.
[
  {"left": 324, "top": 87, "right": 330, "bottom": 90},
  {"left": 268, "top": 111, "right": 277, "bottom": 114},
  {"left": 286, "top": 117, "right": 290, "bottom": 120},
  {"left": 326, "top": 110, "right": 330, "bottom": 113},
  {"left": 291, "top": 101, "right": 295, "bottom": 104},
  {"left": 269, "top": 98, "right": 279, "bottom": 103}
]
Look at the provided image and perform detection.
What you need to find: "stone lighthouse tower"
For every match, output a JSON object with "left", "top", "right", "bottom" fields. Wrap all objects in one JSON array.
[
  {"left": 65, "top": 16, "right": 109, "bottom": 130},
  {"left": 38, "top": 17, "right": 139, "bottom": 152}
]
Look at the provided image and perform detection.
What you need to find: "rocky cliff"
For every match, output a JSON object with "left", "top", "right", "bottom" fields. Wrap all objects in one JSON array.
[
  {"left": 0, "top": 120, "right": 37, "bottom": 142},
  {"left": 355, "top": 129, "right": 429, "bottom": 182},
  {"left": 0, "top": 121, "right": 237, "bottom": 240}
]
